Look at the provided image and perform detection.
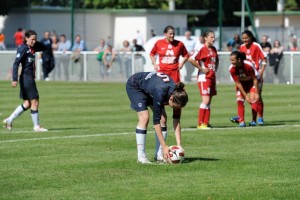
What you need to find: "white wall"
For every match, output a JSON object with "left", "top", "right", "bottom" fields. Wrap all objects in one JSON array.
[{"left": 113, "top": 16, "right": 147, "bottom": 50}]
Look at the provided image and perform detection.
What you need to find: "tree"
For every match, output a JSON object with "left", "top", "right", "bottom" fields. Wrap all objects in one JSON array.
[{"left": 0, "top": 0, "right": 29, "bottom": 16}]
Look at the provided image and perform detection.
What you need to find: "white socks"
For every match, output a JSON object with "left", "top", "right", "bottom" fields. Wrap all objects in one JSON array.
[
  {"left": 7, "top": 104, "right": 26, "bottom": 123},
  {"left": 136, "top": 127, "right": 147, "bottom": 158}
]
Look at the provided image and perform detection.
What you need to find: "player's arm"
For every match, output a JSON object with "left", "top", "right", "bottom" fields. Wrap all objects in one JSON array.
[
  {"left": 173, "top": 118, "right": 183, "bottom": 150},
  {"left": 252, "top": 76, "right": 260, "bottom": 102},
  {"left": 153, "top": 124, "right": 169, "bottom": 159},
  {"left": 235, "top": 80, "right": 250, "bottom": 103},
  {"left": 153, "top": 102, "right": 170, "bottom": 159},
  {"left": 178, "top": 44, "right": 189, "bottom": 70},
  {"left": 11, "top": 48, "right": 25, "bottom": 87},
  {"left": 259, "top": 57, "right": 267, "bottom": 77}
]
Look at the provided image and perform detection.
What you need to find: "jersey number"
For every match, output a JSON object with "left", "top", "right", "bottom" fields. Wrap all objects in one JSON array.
[{"left": 156, "top": 73, "right": 170, "bottom": 82}]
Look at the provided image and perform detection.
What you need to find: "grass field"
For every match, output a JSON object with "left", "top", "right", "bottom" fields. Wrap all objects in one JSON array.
[{"left": 0, "top": 81, "right": 299, "bottom": 200}]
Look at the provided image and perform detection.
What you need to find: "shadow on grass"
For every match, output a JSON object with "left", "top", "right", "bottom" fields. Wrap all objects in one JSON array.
[{"left": 183, "top": 157, "right": 220, "bottom": 163}]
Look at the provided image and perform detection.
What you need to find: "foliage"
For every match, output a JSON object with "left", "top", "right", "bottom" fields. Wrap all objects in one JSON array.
[
  {"left": 1, "top": 0, "right": 300, "bottom": 26},
  {"left": 0, "top": 0, "right": 28, "bottom": 16}
]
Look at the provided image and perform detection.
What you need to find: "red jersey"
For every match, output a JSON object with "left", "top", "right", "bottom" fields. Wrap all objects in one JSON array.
[
  {"left": 150, "top": 39, "right": 188, "bottom": 71},
  {"left": 239, "top": 42, "right": 267, "bottom": 70},
  {"left": 190, "top": 44, "right": 219, "bottom": 81},
  {"left": 229, "top": 60, "right": 258, "bottom": 83},
  {"left": 14, "top": 31, "right": 24, "bottom": 47}
]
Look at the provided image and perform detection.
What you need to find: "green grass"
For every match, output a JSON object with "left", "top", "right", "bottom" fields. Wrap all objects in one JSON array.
[{"left": 0, "top": 81, "right": 299, "bottom": 200}]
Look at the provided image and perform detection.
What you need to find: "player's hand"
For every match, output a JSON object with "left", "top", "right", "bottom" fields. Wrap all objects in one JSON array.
[
  {"left": 177, "top": 145, "right": 185, "bottom": 152},
  {"left": 11, "top": 81, "right": 17, "bottom": 87},
  {"left": 245, "top": 96, "right": 252, "bottom": 104},
  {"left": 162, "top": 145, "right": 170, "bottom": 161},
  {"left": 154, "top": 64, "right": 160, "bottom": 71},
  {"left": 201, "top": 68, "right": 209, "bottom": 74}
]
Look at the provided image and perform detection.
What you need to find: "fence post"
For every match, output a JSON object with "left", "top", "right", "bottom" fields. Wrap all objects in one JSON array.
[
  {"left": 131, "top": 52, "right": 135, "bottom": 76},
  {"left": 83, "top": 52, "right": 87, "bottom": 82},
  {"left": 290, "top": 52, "right": 294, "bottom": 84}
]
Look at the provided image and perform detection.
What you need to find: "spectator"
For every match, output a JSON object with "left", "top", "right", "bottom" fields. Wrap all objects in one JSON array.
[
  {"left": 57, "top": 34, "right": 71, "bottom": 80},
  {"left": 40, "top": 31, "right": 55, "bottom": 81},
  {"left": 120, "top": 40, "right": 132, "bottom": 79},
  {"left": 150, "top": 29, "right": 156, "bottom": 37},
  {"left": 260, "top": 35, "right": 272, "bottom": 53},
  {"left": 260, "top": 35, "right": 272, "bottom": 83},
  {"left": 107, "top": 35, "right": 113, "bottom": 47},
  {"left": 71, "top": 34, "right": 87, "bottom": 80},
  {"left": 269, "top": 40, "right": 285, "bottom": 83},
  {"left": 287, "top": 34, "right": 298, "bottom": 51},
  {"left": 132, "top": 38, "right": 145, "bottom": 73},
  {"left": 135, "top": 30, "right": 144, "bottom": 46},
  {"left": 94, "top": 39, "right": 107, "bottom": 79},
  {"left": 182, "top": 30, "right": 196, "bottom": 82},
  {"left": 0, "top": 31, "right": 6, "bottom": 50},
  {"left": 227, "top": 33, "right": 242, "bottom": 51},
  {"left": 14, "top": 28, "right": 24, "bottom": 48},
  {"left": 102, "top": 44, "right": 116, "bottom": 80},
  {"left": 51, "top": 34, "right": 59, "bottom": 80}
]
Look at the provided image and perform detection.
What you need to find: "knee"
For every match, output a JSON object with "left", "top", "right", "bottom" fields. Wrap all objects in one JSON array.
[{"left": 138, "top": 114, "right": 149, "bottom": 127}]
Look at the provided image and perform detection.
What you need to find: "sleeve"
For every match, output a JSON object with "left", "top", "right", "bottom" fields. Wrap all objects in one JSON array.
[
  {"left": 66, "top": 41, "right": 71, "bottom": 51},
  {"left": 229, "top": 66, "right": 238, "bottom": 82},
  {"left": 150, "top": 41, "right": 158, "bottom": 56},
  {"left": 12, "top": 47, "right": 26, "bottom": 81},
  {"left": 190, "top": 45, "right": 202, "bottom": 60},
  {"left": 180, "top": 42, "right": 189, "bottom": 58}
]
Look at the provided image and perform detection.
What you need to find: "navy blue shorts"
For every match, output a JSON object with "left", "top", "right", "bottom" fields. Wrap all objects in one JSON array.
[
  {"left": 19, "top": 75, "right": 39, "bottom": 100},
  {"left": 126, "top": 79, "right": 152, "bottom": 112}
]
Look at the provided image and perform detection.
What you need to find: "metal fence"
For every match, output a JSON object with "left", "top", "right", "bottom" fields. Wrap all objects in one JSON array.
[{"left": 0, "top": 51, "right": 299, "bottom": 84}]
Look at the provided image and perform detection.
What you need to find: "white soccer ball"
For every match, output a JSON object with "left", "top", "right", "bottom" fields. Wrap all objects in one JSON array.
[{"left": 168, "top": 145, "right": 185, "bottom": 164}]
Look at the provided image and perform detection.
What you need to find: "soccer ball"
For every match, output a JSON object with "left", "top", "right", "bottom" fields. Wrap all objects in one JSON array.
[{"left": 168, "top": 145, "right": 185, "bottom": 164}]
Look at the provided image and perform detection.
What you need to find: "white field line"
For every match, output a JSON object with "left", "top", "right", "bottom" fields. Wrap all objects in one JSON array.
[{"left": 1, "top": 124, "right": 300, "bottom": 144}]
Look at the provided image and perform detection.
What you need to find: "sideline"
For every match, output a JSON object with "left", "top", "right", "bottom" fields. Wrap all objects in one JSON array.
[{"left": 1, "top": 124, "right": 300, "bottom": 144}]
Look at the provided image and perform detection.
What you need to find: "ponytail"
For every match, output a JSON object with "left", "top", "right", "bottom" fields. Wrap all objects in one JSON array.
[{"left": 172, "top": 82, "right": 188, "bottom": 107}]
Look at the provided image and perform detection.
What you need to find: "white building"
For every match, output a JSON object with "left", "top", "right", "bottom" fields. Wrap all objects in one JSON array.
[{"left": 2, "top": 7, "right": 208, "bottom": 50}]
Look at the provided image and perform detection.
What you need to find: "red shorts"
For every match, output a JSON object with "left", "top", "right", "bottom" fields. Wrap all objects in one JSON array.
[
  {"left": 197, "top": 78, "right": 217, "bottom": 96},
  {"left": 158, "top": 69, "right": 180, "bottom": 83},
  {"left": 236, "top": 81, "right": 256, "bottom": 99}
]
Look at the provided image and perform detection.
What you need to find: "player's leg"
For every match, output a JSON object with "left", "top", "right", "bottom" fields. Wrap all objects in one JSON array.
[
  {"left": 231, "top": 88, "right": 246, "bottom": 127},
  {"left": 203, "top": 79, "right": 216, "bottom": 128},
  {"left": 249, "top": 87, "right": 258, "bottom": 126},
  {"left": 126, "top": 82, "right": 151, "bottom": 163},
  {"left": 30, "top": 98, "right": 48, "bottom": 132},
  {"left": 197, "top": 81, "right": 211, "bottom": 129},
  {"left": 3, "top": 100, "right": 29, "bottom": 130},
  {"left": 257, "top": 80, "right": 264, "bottom": 125},
  {"left": 136, "top": 110, "right": 151, "bottom": 163}
]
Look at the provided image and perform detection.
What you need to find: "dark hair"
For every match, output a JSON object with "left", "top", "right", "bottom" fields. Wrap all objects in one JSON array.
[
  {"left": 230, "top": 51, "right": 246, "bottom": 61},
  {"left": 164, "top": 25, "right": 175, "bottom": 34},
  {"left": 273, "top": 40, "right": 281, "bottom": 47},
  {"left": 24, "top": 30, "right": 37, "bottom": 43},
  {"left": 242, "top": 30, "right": 257, "bottom": 43},
  {"left": 203, "top": 30, "right": 214, "bottom": 38},
  {"left": 172, "top": 82, "right": 188, "bottom": 107}
]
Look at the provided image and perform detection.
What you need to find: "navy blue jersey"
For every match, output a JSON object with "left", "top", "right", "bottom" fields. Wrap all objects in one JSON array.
[
  {"left": 12, "top": 42, "right": 45, "bottom": 81},
  {"left": 40, "top": 38, "right": 53, "bottom": 57},
  {"left": 126, "top": 72, "right": 176, "bottom": 125}
]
